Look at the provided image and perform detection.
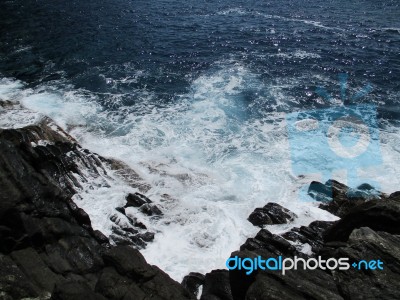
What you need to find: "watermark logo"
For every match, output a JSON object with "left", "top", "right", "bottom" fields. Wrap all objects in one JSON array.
[
  {"left": 226, "top": 256, "right": 384, "bottom": 275},
  {"left": 286, "top": 74, "right": 382, "bottom": 201}
]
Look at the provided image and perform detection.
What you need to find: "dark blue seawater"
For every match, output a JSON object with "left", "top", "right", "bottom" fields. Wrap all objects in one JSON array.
[
  {"left": 1, "top": 0, "right": 399, "bottom": 114},
  {"left": 1, "top": 0, "right": 400, "bottom": 280}
]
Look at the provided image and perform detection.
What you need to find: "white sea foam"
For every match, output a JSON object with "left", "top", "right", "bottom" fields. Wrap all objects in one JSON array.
[
  {"left": 271, "top": 50, "right": 321, "bottom": 60},
  {"left": 377, "top": 27, "right": 400, "bottom": 34},
  {"left": 0, "top": 77, "right": 24, "bottom": 101},
  {"left": 1, "top": 66, "right": 399, "bottom": 282},
  {"left": 0, "top": 106, "right": 44, "bottom": 129},
  {"left": 258, "top": 13, "right": 344, "bottom": 31},
  {"left": 217, "top": 8, "right": 248, "bottom": 16},
  {"left": 216, "top": 8, "right": 343, "bottom": 31}
]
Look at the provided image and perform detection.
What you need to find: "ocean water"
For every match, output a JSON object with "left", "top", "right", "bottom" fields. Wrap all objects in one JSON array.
[{"left": 1, "top": 0, "right": 399, "bottom": 281}]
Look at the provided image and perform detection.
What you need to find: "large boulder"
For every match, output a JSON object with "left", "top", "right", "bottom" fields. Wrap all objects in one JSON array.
[{"left": 324, "top": 197, "right": 400, "bottom": 242}]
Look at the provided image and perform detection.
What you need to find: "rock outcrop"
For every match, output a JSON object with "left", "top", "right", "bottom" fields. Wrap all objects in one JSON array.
[
  {"left": 2, "top": 102, "right": 399, "bottom": 300},
  {"left": 308, "top": 179, "right": 383, "bottom": 217},
  {"left": 199, "top": 181, "right": 400, "bottom": 300},
  {"left": 247, "top": 203, "right": 297, "bottom": 227},
  {"left": 181, "top": 272, "right": 205, "bottom": 298},
  {"left": 0, "top": 120, "right": 193, "bottom": 299}
]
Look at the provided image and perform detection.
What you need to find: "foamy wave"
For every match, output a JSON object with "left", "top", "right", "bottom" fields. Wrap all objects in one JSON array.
[
  {"left": 0, "top": 77, "right": 24, "bottom": 101},
  {"left": 256, "top": 12, "right": 344, "bottom": 31},
  {"left": 215, "top": 9, "right": 342, "bottom": 31},
  {"left": 2, "top": 68, "right": 400, "bottom": 281},
  {"left": 217, "top": 8, "right": 248, "bottom": 16},
  {"left": 376, "top": 27, "right": 400, "bottom": 34},
  {"left": 271, "top": 50, "right": 321, "bottom": 59}
]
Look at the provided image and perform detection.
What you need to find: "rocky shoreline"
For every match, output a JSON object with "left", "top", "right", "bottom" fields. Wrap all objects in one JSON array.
[
  {"left": 0, "top": 103, "right": 194, "bottom": 299},
  {"left": 195, "top": 181, "right": 400, "bottom": 300},
  {"left": 1, "top": 102, "right": 399, "bottom": 299}
]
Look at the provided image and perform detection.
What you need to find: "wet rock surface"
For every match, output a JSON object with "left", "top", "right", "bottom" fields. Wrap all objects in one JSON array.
[
  {"left": 324, "top": 197, "right": 400, "bottom": 242},
  {"left": 199, "top": 181, "right": 400, "bottom": 300},
  {"left": 2, "top": 104, "right": 399, "bottom": 300},
  {"left": 308, "top": 179, "right": 383, "bottom": 217},
  {"left": 182, "top": 272, "right": 205, "bottom": 298},
  {"left": 0, "top": 117, "right": 158, "bottom": 249},
  {"left": 0, "top": 124, "right": 193, "bottom": 299},
  {"left": 247, "top": 203, "right": 297, "bottom": 227}
]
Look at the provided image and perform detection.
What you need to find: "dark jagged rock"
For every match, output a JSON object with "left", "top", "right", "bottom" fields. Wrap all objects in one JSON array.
[
  {"left": 125, "top": 192, "right": 163, "bottom": 217},
  {"left": 125, "top": 192, "right": 152, "bottom": 208},
  {"left": 137, "top": 232, "right": 155, "bottom": 242},
  {"left": 109, "top": 234, "right": 145, "bottom": 248},
  {"left": 95, "top": 267, "right": 139, "bottom": 300},
  {"left": 114, "top": 206, "right": 148, "bottom": 230},
  {"left": 282, "top": 220, "right": 335, "bottom": 254},
  {"left": 308, "top": 180, "right": 334, "bottom": 201},
  {"left": 134, "top": 220, "right": 147, "bottom": 230},
  {"left": 182, "top": 272, "right": 205, "bottom": 298},
  {"left": 102, "top": 246, "right": 158, "bottom": 280},
  {"left": 389, "top": 191, "right": 400, "bottom": 200},
  {"left": 309, "top": 180, "right": 382, "bottom": 217},
  {"left": 109, "top": 211, "right": 152, "bottom": 248},
  {"left": 247, "top": 203, "right": 297, "bottom": 227},
  {"left": 243, "top": 267, "right": 342, "bottom": 300},
  {"left": 139, "top": 203, "right": 163, "bottom": 216},
  {"left": 227, "top": 248, "right": 342, "bottom": 300},
  {"left": 67, "top": 199, "right": 92, "bottom": 228},
  {"left": 320, "top": 227, "right": 400, "bottom": 300},
  {"left": 0, "top": 115, "right": 159, "bottom": 248},
  {"left": 201, "top": 270, "right": 233, "bottom": 300},
  {"left": 52, "top": 281, "right": 108, "bottom": 300},
  {"left": 241, "top": 229, "right": 297, "bottom": 256},
  {"left": 0, "top": 123, "right": 194, "bottom": 299},
  {"left": 199, "top": 180, "right": 400, "bottom": 300},
  {"left": 91, "top": 230, "right": 109, "bottom": 244},
  {"left": 357, "top": 183, "right": 376, "bottom": 191},
  {"left": 324, "top": 197, "right": 400, "bottom": 242},
  {"left": 115, "top": 206, "right": 125, "bottom": 214}
]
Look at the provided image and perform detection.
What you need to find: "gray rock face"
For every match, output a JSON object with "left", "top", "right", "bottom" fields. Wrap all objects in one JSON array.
[{"left": 0, "top": 124, "right": 193, "bottom": 299}]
